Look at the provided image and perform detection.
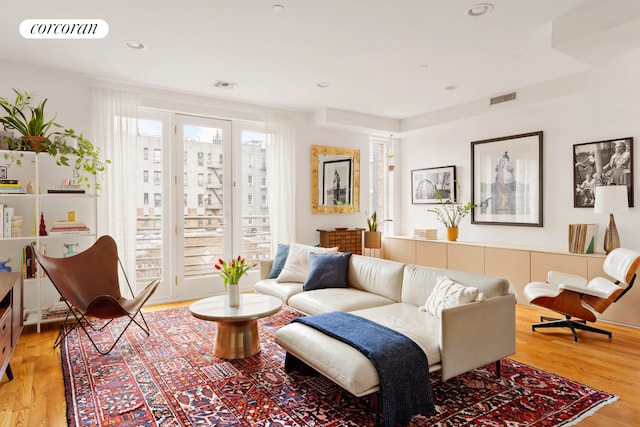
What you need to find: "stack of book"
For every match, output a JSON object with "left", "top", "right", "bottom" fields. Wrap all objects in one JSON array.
[
  {"left": 568, "top": 224, "right": 598, "bottom": 254},
  {"left": 49, "top": 220, "right": 90, "bottom": 234},
  {"left": 47, "top": 184, "right": 85, "bottom": 194},
  {"left": 0, "top": 179, "right": 25, "bottom": 194},
  {"left": 413, "top": 229, "right": 439, "bottom": 240}
]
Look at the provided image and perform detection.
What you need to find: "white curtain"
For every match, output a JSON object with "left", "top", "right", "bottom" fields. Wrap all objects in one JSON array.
[
  {"left": 266, "top": 113, "right": 296, "bottom": 248},
  {"left": 91, "top": 88, "right": 139, "bottom": 292}
]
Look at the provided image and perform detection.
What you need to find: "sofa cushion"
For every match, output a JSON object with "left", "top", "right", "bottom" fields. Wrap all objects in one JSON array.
[
  {"left": 350, "top": 303, "right": 442, "bottom": 366},
  {"left": 288, "top": 288, "right": 395, "bottom": 315},
  {"left": 268, "top": 243, "right": 320, "bottom": 279},
  {"left": 275, "top": 303, "right": 442, "bottom": 397},
  {"left": 347, "top": 255, "right": 405, "bottom": 302},
  {"left": 254, "top": 279, "right": 303, "bottom": 303},
  {"left": 420, "top": 276, "right": 485, "bottom": 318},
  {"left": 401, "top": 264, "right": 510, "bottom": 307},
  {"left": 276, "top": 243, "right": 338, "bottom": 283},
  {"left": 304, "top": 252, "right": 352, "bottom": 291}
]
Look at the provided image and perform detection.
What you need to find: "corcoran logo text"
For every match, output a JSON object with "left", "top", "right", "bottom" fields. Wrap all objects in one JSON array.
[{"left": 20, "top": 19, "right": 109, "bottom": 39}]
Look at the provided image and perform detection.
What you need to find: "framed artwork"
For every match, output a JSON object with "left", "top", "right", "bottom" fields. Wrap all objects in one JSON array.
[
  {"left": 322, "top": 158, "right": 352, "bottom": 206},
  {"left": 471, "top": 131, "right": 543, "bottom": 226},
  {"left": 573, "top": 137, "right": 633, "bottom": 208},
  {"left": 0, "top": 166, "right": 6, "bottom": 180},
  {"left": 411, "top": 165, "right": 456, "bottom": 204}
]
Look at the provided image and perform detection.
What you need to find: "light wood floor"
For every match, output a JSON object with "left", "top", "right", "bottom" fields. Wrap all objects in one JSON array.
[{"left": 1, "top": 302, "right": 639, "bottom": 426}]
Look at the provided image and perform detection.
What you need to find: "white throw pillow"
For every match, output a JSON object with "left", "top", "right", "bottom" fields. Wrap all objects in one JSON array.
[
  {"left": 420, "top": 276, "right": 485, "bottom": 318},
  {"left": 276, "top": 243, "right": 339, "bottom": 283}
]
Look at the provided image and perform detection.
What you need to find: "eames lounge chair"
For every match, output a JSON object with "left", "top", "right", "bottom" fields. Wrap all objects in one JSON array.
[
  {"left": 31, "top": 235, "right": 160, "bottom": 355},
  {"left": 524, "top": 247, "right": 640, "bottom": 342}
]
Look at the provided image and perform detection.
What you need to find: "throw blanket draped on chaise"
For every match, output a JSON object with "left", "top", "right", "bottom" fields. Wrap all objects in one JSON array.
[{"left": 287, "top": 312, "right": 435, "bottom": 427}]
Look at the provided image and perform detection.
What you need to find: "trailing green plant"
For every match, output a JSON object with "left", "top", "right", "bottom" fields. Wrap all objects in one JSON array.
[
  {"left": 366, "top": 211, "right": 392, "bottom": 232},
  {"left": 0, "top": 89, "right": 110, "bottom": 193},
  {"left": 427, "top": 180, "right": 476, "bottom": 228}
]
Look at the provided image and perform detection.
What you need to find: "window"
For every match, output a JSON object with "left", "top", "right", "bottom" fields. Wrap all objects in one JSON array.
[
  {"left": 197, "top": 173, "right": 204, "bottom": 186},
  {"left": 197, "top": 152, "right": 204, "bottom": 166},
  {"left": 143, "top": 170, "right": 149, "bottom": 182},
  {"left": 154, "top": 193, "right": 162, "bottom": 207},
  {"left": 154, "top": 149, "right": 162, "bottom": 164},
  {"left": 184, "top": 151, "right": 188, "bottom": 165},
  {"left": 198, "top": 194, "right": 204, "bottom": 207},
  {"left": 247, "top": 154, "right": 254, "bottom": 168},
  {"left": 247, "top": 175, "right": 254, "bottom": 187},
  {"left": 369, "top": 137, "right": 391, "bottom": 232},
  {"left": 143, "top": 147, "right": 149, "bottom": 160},
  {"left": 247, "top": 193, "right": 254, "bottom": 206},
  {"left": 207, "top": 153, "right": 212, "bottom": 164},
  {"left": 143, "top": 192, "right": 149, "bottom": 205},
  {"left": 184, "top": 172, "right": 188, "bottom": 186},
  {"left": 154, "top": 171, "right": 161, "bottom": 185},
  {"left": 261, "top": 176, "right": 267, "bottom": 187},
  {"left": 261, "top": 194, "right": 268, "bottom": 207},
  {"left": 207, "top": 173, "right": 212, "bottom": 185}
]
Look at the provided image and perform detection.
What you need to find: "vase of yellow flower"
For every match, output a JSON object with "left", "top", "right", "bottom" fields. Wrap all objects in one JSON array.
[{"left": 214, "top": 256, "right": 256, "bottom": 307}]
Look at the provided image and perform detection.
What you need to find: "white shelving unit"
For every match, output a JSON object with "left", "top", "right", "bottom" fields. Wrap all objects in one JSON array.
[{"left": 0, "top": 150, "right": 97, "bottom": 332}]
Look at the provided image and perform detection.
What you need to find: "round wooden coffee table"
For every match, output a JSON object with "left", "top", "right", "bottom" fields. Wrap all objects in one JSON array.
[{"left": 189, "top": 293, "right": 283, "bottom": 359}]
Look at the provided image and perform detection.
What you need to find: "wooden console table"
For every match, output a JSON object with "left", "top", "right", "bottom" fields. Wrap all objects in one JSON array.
[
  {"left": 1, "top": 272, "right": 23, "bottom": 381},
  {"left": 317, "top": 228, "right": 364, "bottom": 255}
]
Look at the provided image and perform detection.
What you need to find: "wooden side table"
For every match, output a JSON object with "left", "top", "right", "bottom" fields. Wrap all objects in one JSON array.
[
  {"left": 317, "top": 228, "right": 364, "bottom": 255},
  {"left": 1, "top": 272, "right": 23, "bottom": 381}
]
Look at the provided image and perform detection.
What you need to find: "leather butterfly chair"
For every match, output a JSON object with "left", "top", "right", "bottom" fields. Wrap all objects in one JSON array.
[
  {"left": 524, "top": 247, "right": 640, "bottom": 342},
  {"left": 31, "top": 236, "right": 160, "bottom": 355}
]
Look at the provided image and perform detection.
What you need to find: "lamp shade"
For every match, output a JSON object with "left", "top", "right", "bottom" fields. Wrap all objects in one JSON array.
[{"left": 593, "top": 185, "right": 629, "bottom": 214}]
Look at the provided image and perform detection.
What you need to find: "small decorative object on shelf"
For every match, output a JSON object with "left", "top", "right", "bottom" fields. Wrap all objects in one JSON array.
[
  {"left": 39, "top": 212, "right": 47, "bottom": 236},
  {"left": 63, "top": 242, "right": 79, "bottom": 258},
  {"left": 214, "top": 256, "right": 256, "bottom": 307},
  {"left": 427, "top": 180, "right": 476, "bottom": 241}
]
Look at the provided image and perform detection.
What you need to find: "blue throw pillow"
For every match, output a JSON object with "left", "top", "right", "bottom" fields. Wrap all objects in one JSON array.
[
  {"left": 303, "top": 252, "right": 352, "bottom": 291},
  {"left": 268, "top": 243, "right": 320, "bottom": 279},
  {"left": 268, "top": 244, "right": 290, "bottom": 279}
]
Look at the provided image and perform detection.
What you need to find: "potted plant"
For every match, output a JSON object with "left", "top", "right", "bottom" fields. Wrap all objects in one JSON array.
[
  {"left": 214, "top": 256, "right": 257, "bottom": 307},
  {"left": 0, "top": 89, "right": 109, "bottom": 192},
  {"left": 427, "top": 181, "right": 476, "bottom": 241},
  {"left": 365, "top": 211, "right": 392, "bottom": 249}
]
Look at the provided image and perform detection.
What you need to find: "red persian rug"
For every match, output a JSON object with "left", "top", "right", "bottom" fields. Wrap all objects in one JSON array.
[{"left": 60, "top": 306, "right": 617, "bottom": 426}]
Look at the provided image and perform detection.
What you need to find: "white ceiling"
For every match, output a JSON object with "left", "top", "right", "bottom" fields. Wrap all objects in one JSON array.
[{"left": 2, "top": 0, "right": 640, "bottom": 120}]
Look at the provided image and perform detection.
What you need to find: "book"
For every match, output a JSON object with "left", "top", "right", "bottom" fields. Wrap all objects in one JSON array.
[
  {"left": 3, "top": 206, "right": 13, "bottom": 237},
  {"left": 568, "top": 224, "right": 598, "bottom": 254},
  {"left": 47, "top": 189, "right": 86, "bottom": 194}
]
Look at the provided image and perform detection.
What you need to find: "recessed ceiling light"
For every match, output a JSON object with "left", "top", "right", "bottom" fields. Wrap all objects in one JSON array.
[
  {"left": 445, "top": 85, "right": 457, "bottom": 91},
  {"left": 418, "top": 64, "right": 429, "bottom": 70},
  {"left": 467, "top": 3, "right": 494, "bottom": 17},
  {"left": 124, "top": 40, "right": 145, "bottom": 50},
  {"left": 272, "top": 4, "right": 285, "bottom": 12},
  {"left": 317, "top": 82, "right": 331, "bottom": 88}
]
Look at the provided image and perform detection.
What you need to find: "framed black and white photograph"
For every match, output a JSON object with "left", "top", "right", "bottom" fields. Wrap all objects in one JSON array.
[
  {"left": 573, "top": 137, "right": 633, "bottom": 208},
  {"left": 322, "top": 158, "right": 352, "bottom": 205},
  {"left": 0, "top": 166, "right": 7, "bottom": 180},
  {"left": 471, "top": 131, "right": 543, "bottom": 226},
  {"left": 411, "top": 165, "right": 456, "bottom": 204}
]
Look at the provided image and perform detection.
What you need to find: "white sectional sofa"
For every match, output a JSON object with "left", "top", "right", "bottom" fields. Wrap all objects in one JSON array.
[{"left": 255, "top": 252, "right": 516, "bottom": 398}]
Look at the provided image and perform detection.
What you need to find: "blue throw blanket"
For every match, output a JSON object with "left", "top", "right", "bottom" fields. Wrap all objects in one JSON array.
[{"left": 290, "top": 312, "right": 435, "bottom": 427}]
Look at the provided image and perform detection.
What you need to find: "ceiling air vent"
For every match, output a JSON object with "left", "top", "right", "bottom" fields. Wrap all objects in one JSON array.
[
  {"left": 211, "top": 80, "right": 237, "bottom": 89},
  {"left": 490, "top": 91, "right": 517, "bottom": 105}
]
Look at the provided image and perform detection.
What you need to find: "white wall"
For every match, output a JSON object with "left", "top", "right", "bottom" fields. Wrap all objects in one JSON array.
[{"left": 399, "top": 52, "right": 640, "bottom": 252}]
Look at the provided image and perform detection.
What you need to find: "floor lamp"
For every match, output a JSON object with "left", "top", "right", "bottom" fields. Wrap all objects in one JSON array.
[{"left": 593, "top": 185, "right": 629, "bottom": 253}]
